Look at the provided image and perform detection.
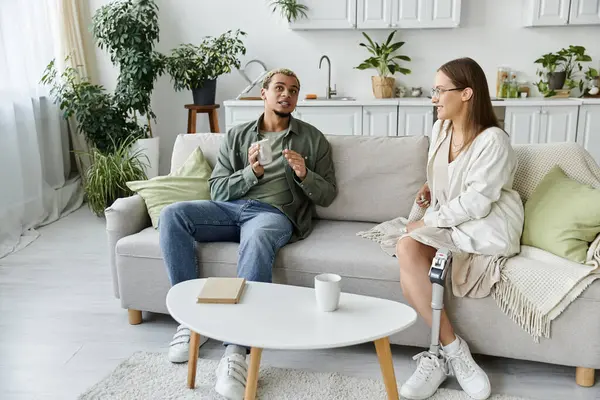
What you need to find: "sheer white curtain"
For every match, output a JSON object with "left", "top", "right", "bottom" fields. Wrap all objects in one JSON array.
[{"left": 0, "top": 0, "right": 84, "bottom": 259}]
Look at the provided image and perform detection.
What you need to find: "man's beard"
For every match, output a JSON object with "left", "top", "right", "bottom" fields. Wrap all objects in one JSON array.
[{"left": 274, "top": 110, "right": 291, "bottom": 118}]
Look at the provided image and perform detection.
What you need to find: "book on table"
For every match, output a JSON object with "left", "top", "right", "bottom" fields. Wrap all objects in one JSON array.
[{"left": 197, "top": 277, "right": 246, "bottom": 304}]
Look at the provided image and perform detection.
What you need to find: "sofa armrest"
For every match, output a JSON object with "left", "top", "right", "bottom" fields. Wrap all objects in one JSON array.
[{"left": 105, "top": 194, "right": 151, "bottom": 299}]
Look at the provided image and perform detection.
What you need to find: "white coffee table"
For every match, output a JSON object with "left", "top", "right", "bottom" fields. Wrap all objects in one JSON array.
[{"left": 166, "top": 279, "right": 417, "bottom": 400}]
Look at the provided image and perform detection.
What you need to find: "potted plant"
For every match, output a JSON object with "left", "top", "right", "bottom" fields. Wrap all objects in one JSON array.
[
  {"left": 41, "top": 59, "right": 148, "bottom": 215},
  {"left": 355, "top": 31, "right": 411, "bottom": 99},
  {"left": 534, "top": 45, "right": 593, "bottom": 97},
  {"left": 268, "top": 0, "right": 309, "bottom": 23},
  {"left": 92, "top": 0, "right": 166, "bottom": 178},
  {"left": 165, "top": 30, "right": 247, "bottom": 105}
]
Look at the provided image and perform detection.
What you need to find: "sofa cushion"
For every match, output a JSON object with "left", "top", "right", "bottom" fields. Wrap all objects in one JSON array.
[
  {"left": 278, "top": 219, "right": 400, "bottom": 282},
  {"left": 170, "top": 133, "right": 224, "bottom": 173},
  {"left": 315, "top": 135, "right": 429, "bottom": 223},
  {"left": 127, "top": 147, "right": 213, "bottom": 228},
  {"left": 521, "top": 165, "right": 600, "bottom": 263}
]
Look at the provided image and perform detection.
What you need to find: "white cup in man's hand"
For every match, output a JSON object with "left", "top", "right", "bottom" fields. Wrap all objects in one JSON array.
[
  {"left": 314, "top": 273, "right": 341, "bottom": 312},
  {"left": 252, "top": 138, "right": 273, "bottom": 165}
]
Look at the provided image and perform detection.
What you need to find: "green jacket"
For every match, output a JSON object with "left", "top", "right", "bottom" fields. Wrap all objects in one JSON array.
[{"left": 209, "top": 113, "right": 337, "bottom": 242}]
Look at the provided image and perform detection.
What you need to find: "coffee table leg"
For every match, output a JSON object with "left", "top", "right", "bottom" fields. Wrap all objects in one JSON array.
[
  {"left": 374, "top": 337, "right": 399, "bottom": 400},
  {"left": 244, "top": 347, "right": 262, "bottom": 400},
  {"left": 187, "top": 331, "right": 200, "bottom": 389}
]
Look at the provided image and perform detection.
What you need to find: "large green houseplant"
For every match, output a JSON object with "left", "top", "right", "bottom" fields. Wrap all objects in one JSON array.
[
  {"left": 355, "top": 30, "right": 411, "bottom": 99},
  {"left": 165, "top": 29, "right": 247, "bottom": 105},
  {"left": 534, "top": 45, "right": 595, "bottom": 97},
  {"left": 40, "top": 58, "right": 148, "bottom": 215}
]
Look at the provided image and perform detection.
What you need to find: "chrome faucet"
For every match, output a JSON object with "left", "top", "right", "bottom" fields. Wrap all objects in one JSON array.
[{"left": 319, "top": 55, "right": 337, "bottom": 99}]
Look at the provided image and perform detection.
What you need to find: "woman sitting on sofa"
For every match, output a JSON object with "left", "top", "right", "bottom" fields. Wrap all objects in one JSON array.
[{"left": 396, "top": 57, "right": 524, "bottom": 400}]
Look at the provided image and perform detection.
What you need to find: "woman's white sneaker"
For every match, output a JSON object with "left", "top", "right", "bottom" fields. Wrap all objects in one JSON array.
[
  {"left": 215, "top": 352, "right": 248, "bottom": 400},
  {"left": 445, "top": 336, "right": 491, "bottom": 400},
  {"left": 167, "top": 324, "right": 208, "bottom": 363},
  {"left": 400, "top": 351, "right": 448, "bottom": 399}
]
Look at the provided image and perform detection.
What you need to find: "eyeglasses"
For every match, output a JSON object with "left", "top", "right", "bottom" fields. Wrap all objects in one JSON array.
[{"left": 430, "top": 87, "right": 465, "bottom": 98}]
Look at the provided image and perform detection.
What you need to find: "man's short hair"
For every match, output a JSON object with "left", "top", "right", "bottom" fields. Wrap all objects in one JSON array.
[{"left": 261, "top": 68, "right": 300, "bottom": 90}]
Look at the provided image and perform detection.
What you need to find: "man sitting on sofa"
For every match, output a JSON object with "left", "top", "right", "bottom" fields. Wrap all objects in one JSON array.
[{"left": 158, "top": 68, "right": 337, "bottom": 399}]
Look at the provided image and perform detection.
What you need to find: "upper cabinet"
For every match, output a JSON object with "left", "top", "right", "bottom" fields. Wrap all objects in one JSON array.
[
  {"left": 289, "top": 0, "right": 461, "bottom": 30},
  {"left": 288, "top": 0, "right": 357, "bottom": 30},
  {"left": 524, "top": 0, "right": 600, "bottom": 26}
]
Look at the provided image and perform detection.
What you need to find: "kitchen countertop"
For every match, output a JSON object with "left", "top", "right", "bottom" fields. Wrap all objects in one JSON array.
[{"left": 224, "top": 97, "right": 593, "bottom": 107}]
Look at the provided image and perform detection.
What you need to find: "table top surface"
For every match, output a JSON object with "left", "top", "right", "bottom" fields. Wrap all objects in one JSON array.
[{"left": 166, "top": 279, "right": 417, "bottom": 350}]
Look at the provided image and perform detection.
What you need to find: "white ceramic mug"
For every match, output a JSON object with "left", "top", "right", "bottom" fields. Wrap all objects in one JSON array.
[
  {"left": 314, "top": 273, "right": 341, "bottom": 312},
  {"left": 252, "top": 138, "right": 273, "bottom": 165}
]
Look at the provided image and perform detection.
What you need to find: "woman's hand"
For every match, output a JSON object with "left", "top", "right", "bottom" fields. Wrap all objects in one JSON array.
[
  {"left": 406, "top": 220, "right": 425, "bottom": 233},
  {"left": 416, "top": 183, "right": 431, "bottom": 208}
]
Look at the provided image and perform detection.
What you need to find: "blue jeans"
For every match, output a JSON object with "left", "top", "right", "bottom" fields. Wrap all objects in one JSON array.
[{"left": 158, "top": 199, "right": 293, "bottom": 286}]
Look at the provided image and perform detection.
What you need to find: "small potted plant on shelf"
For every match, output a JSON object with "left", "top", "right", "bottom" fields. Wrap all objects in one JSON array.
[
  {"left": 355, "top": 31, "right": 411, "bottom": 99},
  {"left": 534, "top": 45, "right": 594, "bottom": 97},
  {"left": 165, "top": 30, "right": 247, "bottom": 106},
  {"left": 268, "top": 0, "right": 309, "bottom": 23}
]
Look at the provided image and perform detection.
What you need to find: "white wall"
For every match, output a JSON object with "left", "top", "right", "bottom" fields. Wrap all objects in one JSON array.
[{"left": 85, "top": 0, "right": 600, "bottom": 175}]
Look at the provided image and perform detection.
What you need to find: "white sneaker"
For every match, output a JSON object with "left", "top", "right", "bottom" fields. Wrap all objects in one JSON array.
[
  {"left": 400, "top": 351, "right": 448, "bottom": 400},
  {"left": 167, "top": 324, "right": 208, "bottom": 363},
  {"left": 215, "top": 353, "right": 248, "bottom": 400},
  {"left": 445, "top": 336, "right": 491, "bottom": 400}
]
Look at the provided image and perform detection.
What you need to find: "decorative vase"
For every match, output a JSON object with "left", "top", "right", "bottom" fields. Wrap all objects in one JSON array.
[
  {"left": 371, "top": 76, "right": 395, "bottom": 99},
  {"left": 547, "top": 71, "right": 566, "bottom": 90},
  {"left": 131, "top": 137, "right": 160, "bottom": 179},
  {"left": 192, "top": 79, "right": 217, "bottom": 105}
]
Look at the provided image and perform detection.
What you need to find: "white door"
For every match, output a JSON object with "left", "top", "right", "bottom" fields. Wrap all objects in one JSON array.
[
  {"left": 397, "top": 106, "right": 434, "bottom": 136},
  {"left": 504, "top": 107, "right": 542, "bottom": 144},
  {"left": 225, "top": 106, "right": 264, "bottom": 132},
  {"left": 294, "top": 106, "right": 363, "bottom": 136},
  {"left": 526, "top": 0, "right": 571, "bottom": 26},
  {"left": 288, "top": 0, "right": 357, "bottom": 30},
  {"left": 539, "top": 106, "right": 579, "bottom": 143},
  {"left": 362, "top": 106, "right": 398, "bottom": 136},
  {"left": 392, "top": 0, "right": 460, "bottom": 28},
  {"left": 357, "top": 0, "right": 393, "bottom": 28},
  {"left": 576, "top": 105, "right": 600, "bottom": 164},
  {"left": 568, "top": 0, "right": 600, "bottom": 24}
]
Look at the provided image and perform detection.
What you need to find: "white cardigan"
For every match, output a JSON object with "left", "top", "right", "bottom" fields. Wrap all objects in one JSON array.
[{"left": 423, "top": 120, "right": 524, "bottom": 256}]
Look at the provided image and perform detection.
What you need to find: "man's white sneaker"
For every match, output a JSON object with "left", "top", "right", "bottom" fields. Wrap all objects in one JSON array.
[
  {"left": 400, "top": 351, "right": 448, "bottom": 400},
  {"left": 167, "top": 324, "right": 208, "bottom": 363},
  {"left": 215, "top": 353, "right": 248, "bottom": 400},
  {"left": 445, "top": 336, "right": 491, "bottom": 400}
]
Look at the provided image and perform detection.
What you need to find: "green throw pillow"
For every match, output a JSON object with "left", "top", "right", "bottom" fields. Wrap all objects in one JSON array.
[
  {"left": 521, "top": 165, "right": 600, "bottom": 263},
  {"left": 126, "top": 147, "right": 212, "bottom": 228}
]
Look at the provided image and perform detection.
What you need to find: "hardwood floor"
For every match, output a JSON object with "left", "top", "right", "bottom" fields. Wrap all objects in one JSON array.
[{"left": 0, "top": 207, "right": 598, "bottom": 400}]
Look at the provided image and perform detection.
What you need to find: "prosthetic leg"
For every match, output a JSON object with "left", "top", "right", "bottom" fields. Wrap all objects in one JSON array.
[{"left": 427, "top": 248, "right": 452, "bottom": 358}]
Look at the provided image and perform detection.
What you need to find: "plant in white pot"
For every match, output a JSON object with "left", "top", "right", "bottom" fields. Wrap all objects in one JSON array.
[
  {"left": 165, "top": 29, "right": 247, "bottom": 105},
  {"left": 355, "top": 30, "right": 411, "bottom": 99},
  {"left": 92, "top": 0, "right": 166, "bottom": 178}
]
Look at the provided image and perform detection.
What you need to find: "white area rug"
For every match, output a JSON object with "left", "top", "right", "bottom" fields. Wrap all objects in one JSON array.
[{"left": 78, "top": 351, "right": 530, "bottom": 400}]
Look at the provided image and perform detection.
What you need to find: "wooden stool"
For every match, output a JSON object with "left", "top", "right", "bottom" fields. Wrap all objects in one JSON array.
[{"left": 185, "top": 104, "right": 220, "bottom": 133}]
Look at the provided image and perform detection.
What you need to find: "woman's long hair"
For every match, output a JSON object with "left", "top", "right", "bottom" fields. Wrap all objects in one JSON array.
[{"left": 438, "top": 57, "right": 501, "bottom": 152}]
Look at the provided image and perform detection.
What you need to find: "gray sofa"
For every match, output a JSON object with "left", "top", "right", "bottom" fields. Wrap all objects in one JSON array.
[{"left": 105, "top": 132, "right": 599, "bottom": 387}]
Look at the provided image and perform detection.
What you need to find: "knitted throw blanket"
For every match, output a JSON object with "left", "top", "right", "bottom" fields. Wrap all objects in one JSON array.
[{"left": 358, "top": 143, "right": 600, "bottom": 342}]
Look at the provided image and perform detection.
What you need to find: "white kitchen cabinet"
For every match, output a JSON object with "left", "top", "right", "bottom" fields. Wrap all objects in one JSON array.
[
  {"left": 524, "top": 0, "right": 600, "bottom": 26},
  {"left": 356, "top": 0, "right": 393, "bottom": 29},
  {"left": 225, "top": 106, "right": 264, "bottom": 133},
  {"left": 392, "top": 0, "right": 461, "bottom": 28},
  {"left": 362, "top": 106, "right": 398, "bottom": 136},
  {"left": 288, "top": 0, "right": 357, "bottom": 30},
  {"left": 397, "top": 106, "right": 434, "bottom": 136},
  {"left": 569, "top": 0, "right": 600, "bottom": 24},
  {"left": 505, "top": 106, "right": 578, "bottom": 145},
  {"left": 576, "top": 105, "right": 600, "bottom": 164},
  {"left": 294, "top": 106, "right": 363, "bottom": 136}
]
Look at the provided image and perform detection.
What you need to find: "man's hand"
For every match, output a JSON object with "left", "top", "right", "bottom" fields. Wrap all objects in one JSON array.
[
  {"left": 406, "top": 220, "right": 425, "bottom": 233},
  {"left": 283, "top": 149, "right": 307, "bottom": 180},
  {"left": 248, "top": 144, "right": 264, "bottom": 178}
]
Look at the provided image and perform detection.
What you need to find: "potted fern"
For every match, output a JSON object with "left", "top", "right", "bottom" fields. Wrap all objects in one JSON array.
[
  {"left": 355, "top": 31, "right": 412, "bottom": 99},
  {"left": 165, "top": 30, "right": 247, "bottom": 105}
]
